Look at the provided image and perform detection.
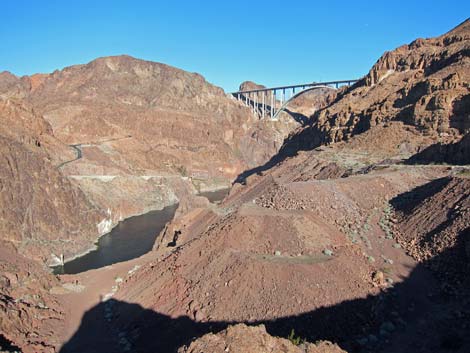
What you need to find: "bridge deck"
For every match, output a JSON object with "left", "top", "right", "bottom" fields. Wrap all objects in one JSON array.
[{"left": 232, "top": 79, "right": 359, "bottom": 94}]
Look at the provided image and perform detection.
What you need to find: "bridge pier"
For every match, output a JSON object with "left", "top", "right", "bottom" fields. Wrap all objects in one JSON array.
[
  {"left": 271, "top": 90, "right": 275, "bottom": 118},
  {"left": 262, "top": 92, "right": 265, "bottom": 119},
  {"left": 253, "top": 94, "right": 257, "bottom": 115}
]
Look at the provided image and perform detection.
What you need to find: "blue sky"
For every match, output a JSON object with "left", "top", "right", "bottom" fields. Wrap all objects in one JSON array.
[{"left": 1, "top": 1, "right": 468, "bottom": 92}]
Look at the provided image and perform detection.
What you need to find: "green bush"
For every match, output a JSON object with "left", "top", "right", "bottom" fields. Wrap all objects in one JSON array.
[{"left": 288, "top": 328, "right": 303, "bottom": 346}]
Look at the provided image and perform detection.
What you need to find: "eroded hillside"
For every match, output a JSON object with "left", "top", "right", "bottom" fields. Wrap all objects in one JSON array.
[{"left": 0, "top": 98, "right": 104, "bottom": 264}]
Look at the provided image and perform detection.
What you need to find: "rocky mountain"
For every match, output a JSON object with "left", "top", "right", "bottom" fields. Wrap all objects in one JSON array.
[
  {"left": 0, "top": 56, "right": 302, "bottom": 239},
  {"left": 0, "top": 56, "right": 304, "bottom": 351},
  {"left": 5, "top": 55, "right": 291, "bottom": 174},
  {"left": 0, "top": 55, "right": 304, "bottom": 265},
  {"left": 287, "top": 19, "right": 469, "bottom": 154}
]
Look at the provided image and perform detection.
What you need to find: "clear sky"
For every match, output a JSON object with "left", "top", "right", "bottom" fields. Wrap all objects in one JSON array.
[{"left": 1, "top": 0, "right": 468, "bottom": 92}]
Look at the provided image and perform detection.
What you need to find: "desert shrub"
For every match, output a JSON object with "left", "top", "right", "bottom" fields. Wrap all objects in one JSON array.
[{"left": 288, "top": 329, "right": 303, "bottom": 346}]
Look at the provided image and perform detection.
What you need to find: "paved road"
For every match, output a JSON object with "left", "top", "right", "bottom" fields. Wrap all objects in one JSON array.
[
  {"left": 58, "top": 144, "right": 83, "bottom": 169},
  {"left": 57, "top": 135, "right": 132, "bottom": 169}
]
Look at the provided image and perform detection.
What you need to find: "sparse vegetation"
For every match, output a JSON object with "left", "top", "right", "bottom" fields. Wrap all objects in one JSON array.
[
  {"left": 288, "top": 328, "right": 303, "bottom": 346},
  {"left": 360, "top": 214, "right": 373, "bottom": 249},
  {"left": 176, "top": 164, "right": 188, "bottom": 177},
  {"left": 456, "top": 169, "right": 470, "bottom": 178},
  {"left": 381, "top": 266, "right": 393, "bottom": 275},
  {"left": 379, "top": 203, "right": 394, "bottom": 239}
]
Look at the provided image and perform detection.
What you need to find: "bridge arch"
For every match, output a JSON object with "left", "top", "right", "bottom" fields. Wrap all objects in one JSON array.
[
  {"left": 232, "top": 79, "right": 358, "bottom": 120},
  {"left": 271, "top": 85, "right": 335, "bottom": 120}
]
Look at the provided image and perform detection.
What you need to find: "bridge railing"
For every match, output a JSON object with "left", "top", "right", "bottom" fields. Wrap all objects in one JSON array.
[{"left": 231, "top": 79, "right": 359, "bottom": 119}]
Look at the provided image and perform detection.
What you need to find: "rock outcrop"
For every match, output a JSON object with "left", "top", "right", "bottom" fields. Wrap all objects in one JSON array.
[
  {"left": 0, "top": 98, "right": 104, "bottom": 264},
  {"left": 0, "top": 241, "right": 66, "bottom": 353},
  {"left": 293, "top": 19, "right": 469, "bottom": 150},
  {"left": 178, "top": 324, "right": 346, "bottom": 353}
]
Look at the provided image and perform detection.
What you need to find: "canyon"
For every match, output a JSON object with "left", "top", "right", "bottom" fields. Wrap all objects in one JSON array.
[
  {"left": 0, "top": 55, "right": 304, "bottom": 266},
  {"left": 0, "top": 19, "right": 469, "bottom": 353}
]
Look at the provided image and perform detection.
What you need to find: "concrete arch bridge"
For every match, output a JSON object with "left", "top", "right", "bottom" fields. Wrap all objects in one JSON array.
[{"left": 232, "top": 79, "right": 358, "bottom": 120}]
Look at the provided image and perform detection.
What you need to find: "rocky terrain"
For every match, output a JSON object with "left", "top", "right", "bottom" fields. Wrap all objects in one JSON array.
[
  {"left": 0, "top": 98, "right": 104, "bottom": 264},
  {"left": 178, "top": 324, "right": 346, "bottom": 353},
  {"left": 0, "top": 18, "right": 469, "bottom": 353},
  {"left": 283, "top": 19, "right": 469, "bottom": 154},
  {"left": 0, "top": 54, "right": 322, "bottom": 352},
  {"left": 0, "top": 241, "right": 66, "bottom": 353},
  {"left": 0, "top": 55, "right": 313, "bottom": 352},
  {"left": 0, "top": 55, "right": 315, "bottom": 265}
]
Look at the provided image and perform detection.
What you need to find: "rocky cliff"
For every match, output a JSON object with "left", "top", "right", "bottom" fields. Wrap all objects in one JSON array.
[
  {"left": 291, "top": 19, "right": 469, "bottom": 151},
  {"left": 0, "top": 98, "right": 104, "bottom": 265}
]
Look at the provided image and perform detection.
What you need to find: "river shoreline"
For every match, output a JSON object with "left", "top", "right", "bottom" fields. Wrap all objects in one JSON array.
[
  {"left": 51, "top": 203, "right": 179, "bottom": 274},
  {"left": 52, "top": 187, "right": 230, "bottom": 275}
]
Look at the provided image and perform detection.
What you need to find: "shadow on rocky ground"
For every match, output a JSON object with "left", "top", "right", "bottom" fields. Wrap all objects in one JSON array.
[
  {"left": 233, "top": 124, "right": 324, "bottom": 184},
  {"left": 389, "top": 177, "right": 451, "bottom": 213},
  {"left": 0, "top": 334, "right": 21, "bottom": 352},
  {"left": 60, "top": 227, "right": 469, "bottom": 353},
  {"left": 405, "top": 134, "right": 470, "bottom": 165}
]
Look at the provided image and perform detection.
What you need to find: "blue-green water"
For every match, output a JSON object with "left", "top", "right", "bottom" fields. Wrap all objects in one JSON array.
[{"left": 53, "top": 204, "right": 178, "bottom": 275}]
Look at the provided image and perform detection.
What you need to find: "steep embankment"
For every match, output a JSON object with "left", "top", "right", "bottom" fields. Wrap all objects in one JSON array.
[{"left": 392, "top": 176, "right": 470, "bottom": 286}]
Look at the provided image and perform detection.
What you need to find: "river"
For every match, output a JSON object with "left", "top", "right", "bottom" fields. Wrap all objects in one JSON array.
[{"left": 53, "top": 188, "right": 229, "bottom": 275}]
